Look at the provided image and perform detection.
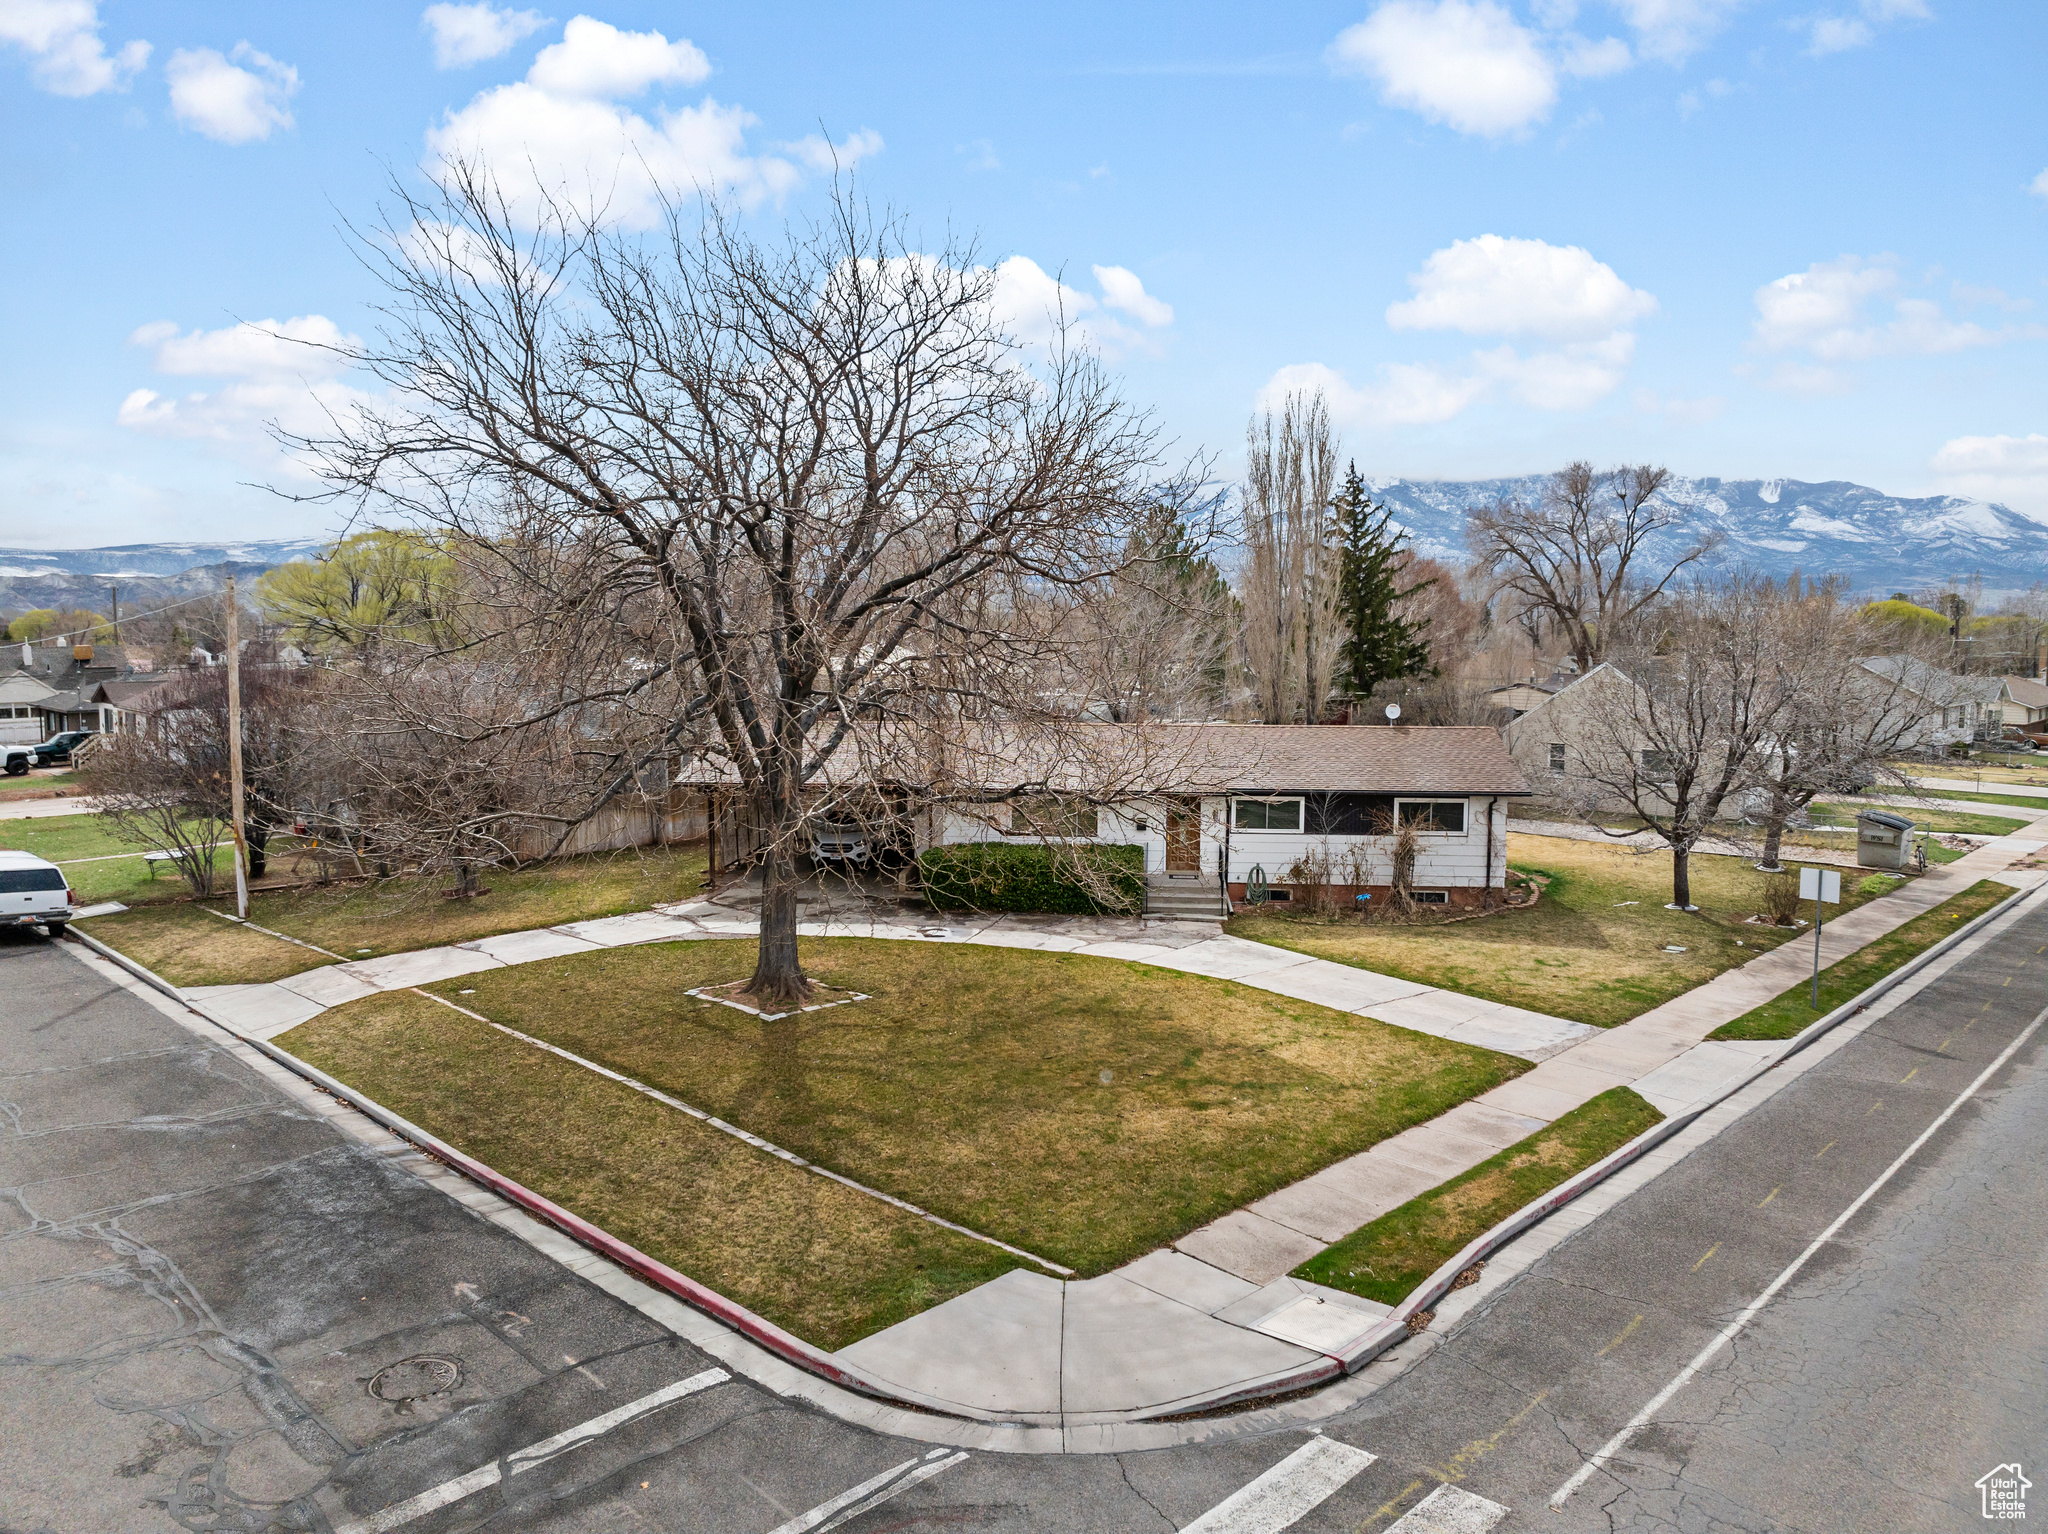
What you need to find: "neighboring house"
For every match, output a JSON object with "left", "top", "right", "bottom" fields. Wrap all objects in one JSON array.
[
  {"left": 1857, "top": 655, "right": 2004, "bottom": 746},
  {"left": 0, "top": 640, "right": 151, "bottom": 737},
  {"left": 1501, "top": 662, "right": 1651, "bottom": 812},
  {"left": 0, "top": 667, "right": 56, "bottom": 745},
  {"left": 1996, "top": 674, "right": 2048, "bottom": 732},
  {"left": 685, "top": 722, "right": 1531, "bottom": 914},
  {"left": 89, "top": 675, "right": 183, "bottom": 738},
  {"left": 1486, "top": 667, "right": 1578, "bottom": 720}
]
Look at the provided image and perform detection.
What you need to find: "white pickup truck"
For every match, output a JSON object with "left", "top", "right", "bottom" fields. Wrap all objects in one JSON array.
[{"left": 0, "top": 852, "right": 75, "bottom": 936}]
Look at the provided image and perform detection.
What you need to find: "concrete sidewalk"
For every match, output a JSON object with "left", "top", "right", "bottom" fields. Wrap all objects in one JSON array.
[
  {"left": 0, "top": 793, "right": 100, "bottom": 820},
  {"left": 127, "top": 828, "right": 2048, "bottom": 1427}
]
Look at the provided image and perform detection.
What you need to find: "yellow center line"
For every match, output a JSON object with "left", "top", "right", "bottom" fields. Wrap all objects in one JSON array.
[
  {"left": 1936, "top": 1035, "right": 1953, "bottom": 1054},
  {"left": 1597, "top": 1316, "right": 1644, "bottom": 1357},
  {"left": 1865, "top": 1100, "right": 1884, "bottom": 1115},
  {"left": 1364, "top": 1480, "right": 1429, "bottom": 1531},
  {"left": 2004, "top": 976, "right": 2013, "bottom": 987},
  {"left": 1815, "top": 1141, "right": 1838, "bottom": 1158},
  {"left": 1428, "top": 1388, "right": 1553, "bottom": 1489},
  {"left": 1901, "top": 1066, "right": 1920, "bottom": 1083},
  {"left": 1690, "top": 1242, "right": 1721, "bottom": 1272},
  {"left": 1758, "top": 1186, "right": 1781, "bottom": 1207}
]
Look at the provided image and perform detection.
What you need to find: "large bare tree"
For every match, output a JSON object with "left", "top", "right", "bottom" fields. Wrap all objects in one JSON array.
[
  {"left": 295, "top": 169, "right": 1183, "bottom": 1005},
  {"left": 1467, "top": 461, "right": 1718, "bottom": 674},
  {"left": 1553, "top": 575, "right": 1794, "bottom": 909},
  {"left": 1745, "top": 579, "right": 1941, "bottom": 869},
  {"left": 1237, "top": 392, "right": 1341, "bottom": 722}
]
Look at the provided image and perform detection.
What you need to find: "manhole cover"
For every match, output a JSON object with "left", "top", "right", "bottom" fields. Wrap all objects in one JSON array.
[{"left": 368, "top": 1355, "right": 463, "bottom": 1401}]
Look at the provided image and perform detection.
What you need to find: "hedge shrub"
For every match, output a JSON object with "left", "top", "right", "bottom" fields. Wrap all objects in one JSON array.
[{"left": 919, "top": 841, "right": 1146, "bottom": 915}]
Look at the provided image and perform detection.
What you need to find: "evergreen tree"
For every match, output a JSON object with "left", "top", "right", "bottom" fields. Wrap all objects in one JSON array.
[{"left": 1333, "top": 464, "right": 1434, "bottom": 700}]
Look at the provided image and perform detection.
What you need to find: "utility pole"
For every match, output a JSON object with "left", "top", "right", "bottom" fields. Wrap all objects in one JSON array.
[
  {"left": 225, "top": 575, "right": 249, "bottom": 920},
  {"left": 109, "top": 584, "right": 119, "bottom": 644}
]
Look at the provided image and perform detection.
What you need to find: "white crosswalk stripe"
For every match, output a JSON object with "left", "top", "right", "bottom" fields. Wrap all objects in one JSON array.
[
  {"left": 331, "top": 1367, "right": 730, "bottom": 1534},
  {"left": 1180, "top": 1436, "right": 1378, "bottom": 1534},
  {"left": 765, "top": 1448, "right": 967, "bottom": 1534},
  {"left": 1384, "top": 1482, "right": 1511, "bottom": 1533}
]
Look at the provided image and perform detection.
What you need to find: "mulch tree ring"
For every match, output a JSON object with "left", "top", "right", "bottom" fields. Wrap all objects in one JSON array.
[{"left": 686, "top": 978, "right": 871, "bottom": 1022}]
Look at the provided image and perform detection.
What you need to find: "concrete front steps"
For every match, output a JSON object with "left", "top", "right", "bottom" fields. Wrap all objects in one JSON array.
[{"left": 1146, "top": 874, "right": 1225, "bottom": 920}]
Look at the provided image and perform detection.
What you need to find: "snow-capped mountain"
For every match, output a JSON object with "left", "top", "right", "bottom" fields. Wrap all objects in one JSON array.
[
  {"left": 0, "top": 539, "right": 322, "bottom": 615},
  {"left": 1367, "top": 476, "right": 2048, "bottom": 596},
  {"left": 0, "top": 539, "right": 324, "bottom": 581}
]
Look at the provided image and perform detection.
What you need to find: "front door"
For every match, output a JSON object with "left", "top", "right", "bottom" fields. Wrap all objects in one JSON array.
[{"left": 1164, "top": 800, "right": 1201, "bottom": 873}]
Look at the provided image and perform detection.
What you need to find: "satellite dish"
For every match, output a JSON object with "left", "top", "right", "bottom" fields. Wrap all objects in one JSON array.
[{"left": 1385, "top": 703, "right": 1402, "bottom": 722}]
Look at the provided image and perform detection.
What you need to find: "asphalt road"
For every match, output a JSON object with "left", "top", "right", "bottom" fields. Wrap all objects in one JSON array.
[{"left": 2, "top": 898, "right": 2042, "bottom": 1534}]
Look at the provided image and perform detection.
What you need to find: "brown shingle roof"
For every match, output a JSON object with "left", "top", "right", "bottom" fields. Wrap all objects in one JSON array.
[
  {"left": 2002, "top": 675, "right": 2048, "bottom": 710},
  {"left": 680, "top": 721, "right": 1529, "bottom": 797}
]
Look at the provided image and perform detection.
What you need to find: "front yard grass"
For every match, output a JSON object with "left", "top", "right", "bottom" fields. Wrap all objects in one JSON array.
[
  {"left": 1294, "top": 1087, "right": 1663, "bottom": 1307},
  {"left": 289, "top": 935, "right": 1527, "bottom": 1301},
  {"left": 0, "top": 811, "right": 221, "bottom": 904},
  {"left": 79, "top": 841, "right": 710, "bottom": 986},
  {"left": 1871, "top": 786, "right": 2048, "bottom": 813},
  {"left": 1805, "top": 802, "right": 2027, "bottom": 836},
  {"left": 1227, "top": 834, "right": 1891, "bottom": 1029},
  {"left": 1709, "top": 880, "right": 2011, "bottom": 1041},
  {"left": 279, "top": 991, "right": 1023, "bottom": 1349},
  {"left": 84, "top": 903, "right": 335, "bottom": 987}
]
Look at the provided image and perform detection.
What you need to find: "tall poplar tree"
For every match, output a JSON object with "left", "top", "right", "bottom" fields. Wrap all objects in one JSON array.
[{"left": 1333, "top": 464, "right": 1434, "bottom": 701}]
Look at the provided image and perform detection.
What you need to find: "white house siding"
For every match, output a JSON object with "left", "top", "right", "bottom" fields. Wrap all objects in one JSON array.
[
  {"left": 0, "top": 674, "right": 54, "bottom": 745},
  {"left": 931, "top": 799, "right": 1223, "bottom": 878},
  {"left": 929, "top": 794, "right": 1508, "bottom": 895},
  {"left": 1219, "top": 796, "right": 1508, "bottom": 894}
]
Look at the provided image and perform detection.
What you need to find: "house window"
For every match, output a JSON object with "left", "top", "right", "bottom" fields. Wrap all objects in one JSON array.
[
  {"left": 1411, "top": 889, "right": 1449, "bottom": 905},
  {"left": 1008, "top": 798, "right": 1098, "bottom": 837},
  {"left": 1232, "top": 797, "right": 1303, "bottom": 831},
  {"left": 1396, "top": 800, "right": 1468, "bottom": 833},
  {"left": 1548, "top": 742, "right": 1566, "bottom": 773},
  {"left": 1640, "top": 748, "right": 1675, "bottom": 779}
]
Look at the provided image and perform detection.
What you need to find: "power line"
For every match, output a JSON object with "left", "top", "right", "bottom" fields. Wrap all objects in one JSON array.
[{"left": 7, "top": 587, "right": 245, "bottom": 650}]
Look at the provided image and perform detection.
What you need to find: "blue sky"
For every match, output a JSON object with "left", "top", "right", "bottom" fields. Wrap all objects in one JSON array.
[{"left": 3, "top": 0, "right": 2044, "bottom": 549}]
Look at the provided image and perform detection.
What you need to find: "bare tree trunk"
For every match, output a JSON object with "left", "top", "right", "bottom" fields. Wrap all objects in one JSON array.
[
  {"left": 1758, "top": 804, "right": 1787, "bottom": 871},
  {"left": 1672, "top": 845, "right": 1693, "bottom": 910},
  {"left": 746, "top": 776, "right": 811, "bottom": 1008}
]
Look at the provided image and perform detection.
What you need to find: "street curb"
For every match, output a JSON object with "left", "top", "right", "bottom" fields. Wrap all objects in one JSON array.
[
  {"left": 1328, "top": 876, "right": 2047, "bottom": 1376},
  {"left": 61, "top": 928, "right": 995, "bottom": 1424}
]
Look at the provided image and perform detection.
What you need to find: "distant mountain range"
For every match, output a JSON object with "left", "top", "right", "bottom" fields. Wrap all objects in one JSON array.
[
  {"left": 1367, "top": 476, "right": 2048, "bottom": 596},
  {"left": 4, "top": 482, "right": 2042, "bottom": 616},
  {"left": 0, "top": 539, "right": 323, "bottom": 616}
]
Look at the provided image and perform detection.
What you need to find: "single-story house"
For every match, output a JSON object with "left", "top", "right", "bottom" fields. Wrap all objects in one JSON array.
[
  {"left": 685, "top": 722, "right": 1531, "bottom": 915},
  {"left": 1858, "top": 655, "right": 2004, "bottom": 746},
  {"left": 1997, "top": 674, "right": 2048, "bottom": 733},
  {"left": 1500, "top": 662, "right": 1653, "bottom": 812},
  {"left": 1486, "top": 667, "right": 1579, "bottom": 720},
  {"left": 0, "top": 640, "right": 150, "bottom": 738}
]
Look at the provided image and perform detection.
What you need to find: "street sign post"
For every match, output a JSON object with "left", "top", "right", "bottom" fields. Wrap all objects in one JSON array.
[{"left": 1800, "top": 865, "right": 1842, "bottom": 1008}]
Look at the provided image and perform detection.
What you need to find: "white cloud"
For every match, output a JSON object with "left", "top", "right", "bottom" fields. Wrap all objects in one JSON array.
[
  {"left": 2031, "top": 167, "right": 2048, "bottom": 200},
  {"left": 1260, "top": 360, "right": 1489, "bottom": 428},
  {"left": 1386, "top": 233, "right": 1657, "bottom": 341},
  {"left": 1805, "top": 0, "right": 1931, "bottom": 56},
  {"left": 424, "top": 16, "right": 876, "bottom": 228},
  {"left": 526, "top": 15, "right": 707, "bottom": 97},
  {"left": 1610, "top": 0, "right": 1743, "bottom": 63},
  {"left": 1267, "top": 234, "right": 1652, "bottom": 426},
  {"left": 1930, "top": 433, "right": 2048, "bottom": 519},
  {"left": 0, "top": 0, "right": 148, "bottom": 95},
  {"left": 1560, "top": 34, "right": 1632, "bottom": 76},
  {"left": 1751, "top": 255, "right": 2033, "bottom": 363},
  {"left": 1476, "top": 331, "right": 1637, "bottom": 409},
  {"left": 421, "top": 3, "right": 547, "bottom": 69},
  {"left": 118, "top": 316, "right": 369, "bottom": 458},
  {"left": 166, "top": 43, "right": 298, "bottom": 143},
  {"left": 987, "top": 258, "right": 1174, "bottom": 357},
  {"left": 1092, "top": 265, "right": 1173, "bottom": 327},
  {"left": 1331, "top": 0, "right": 1557, "bottom": 138}
]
